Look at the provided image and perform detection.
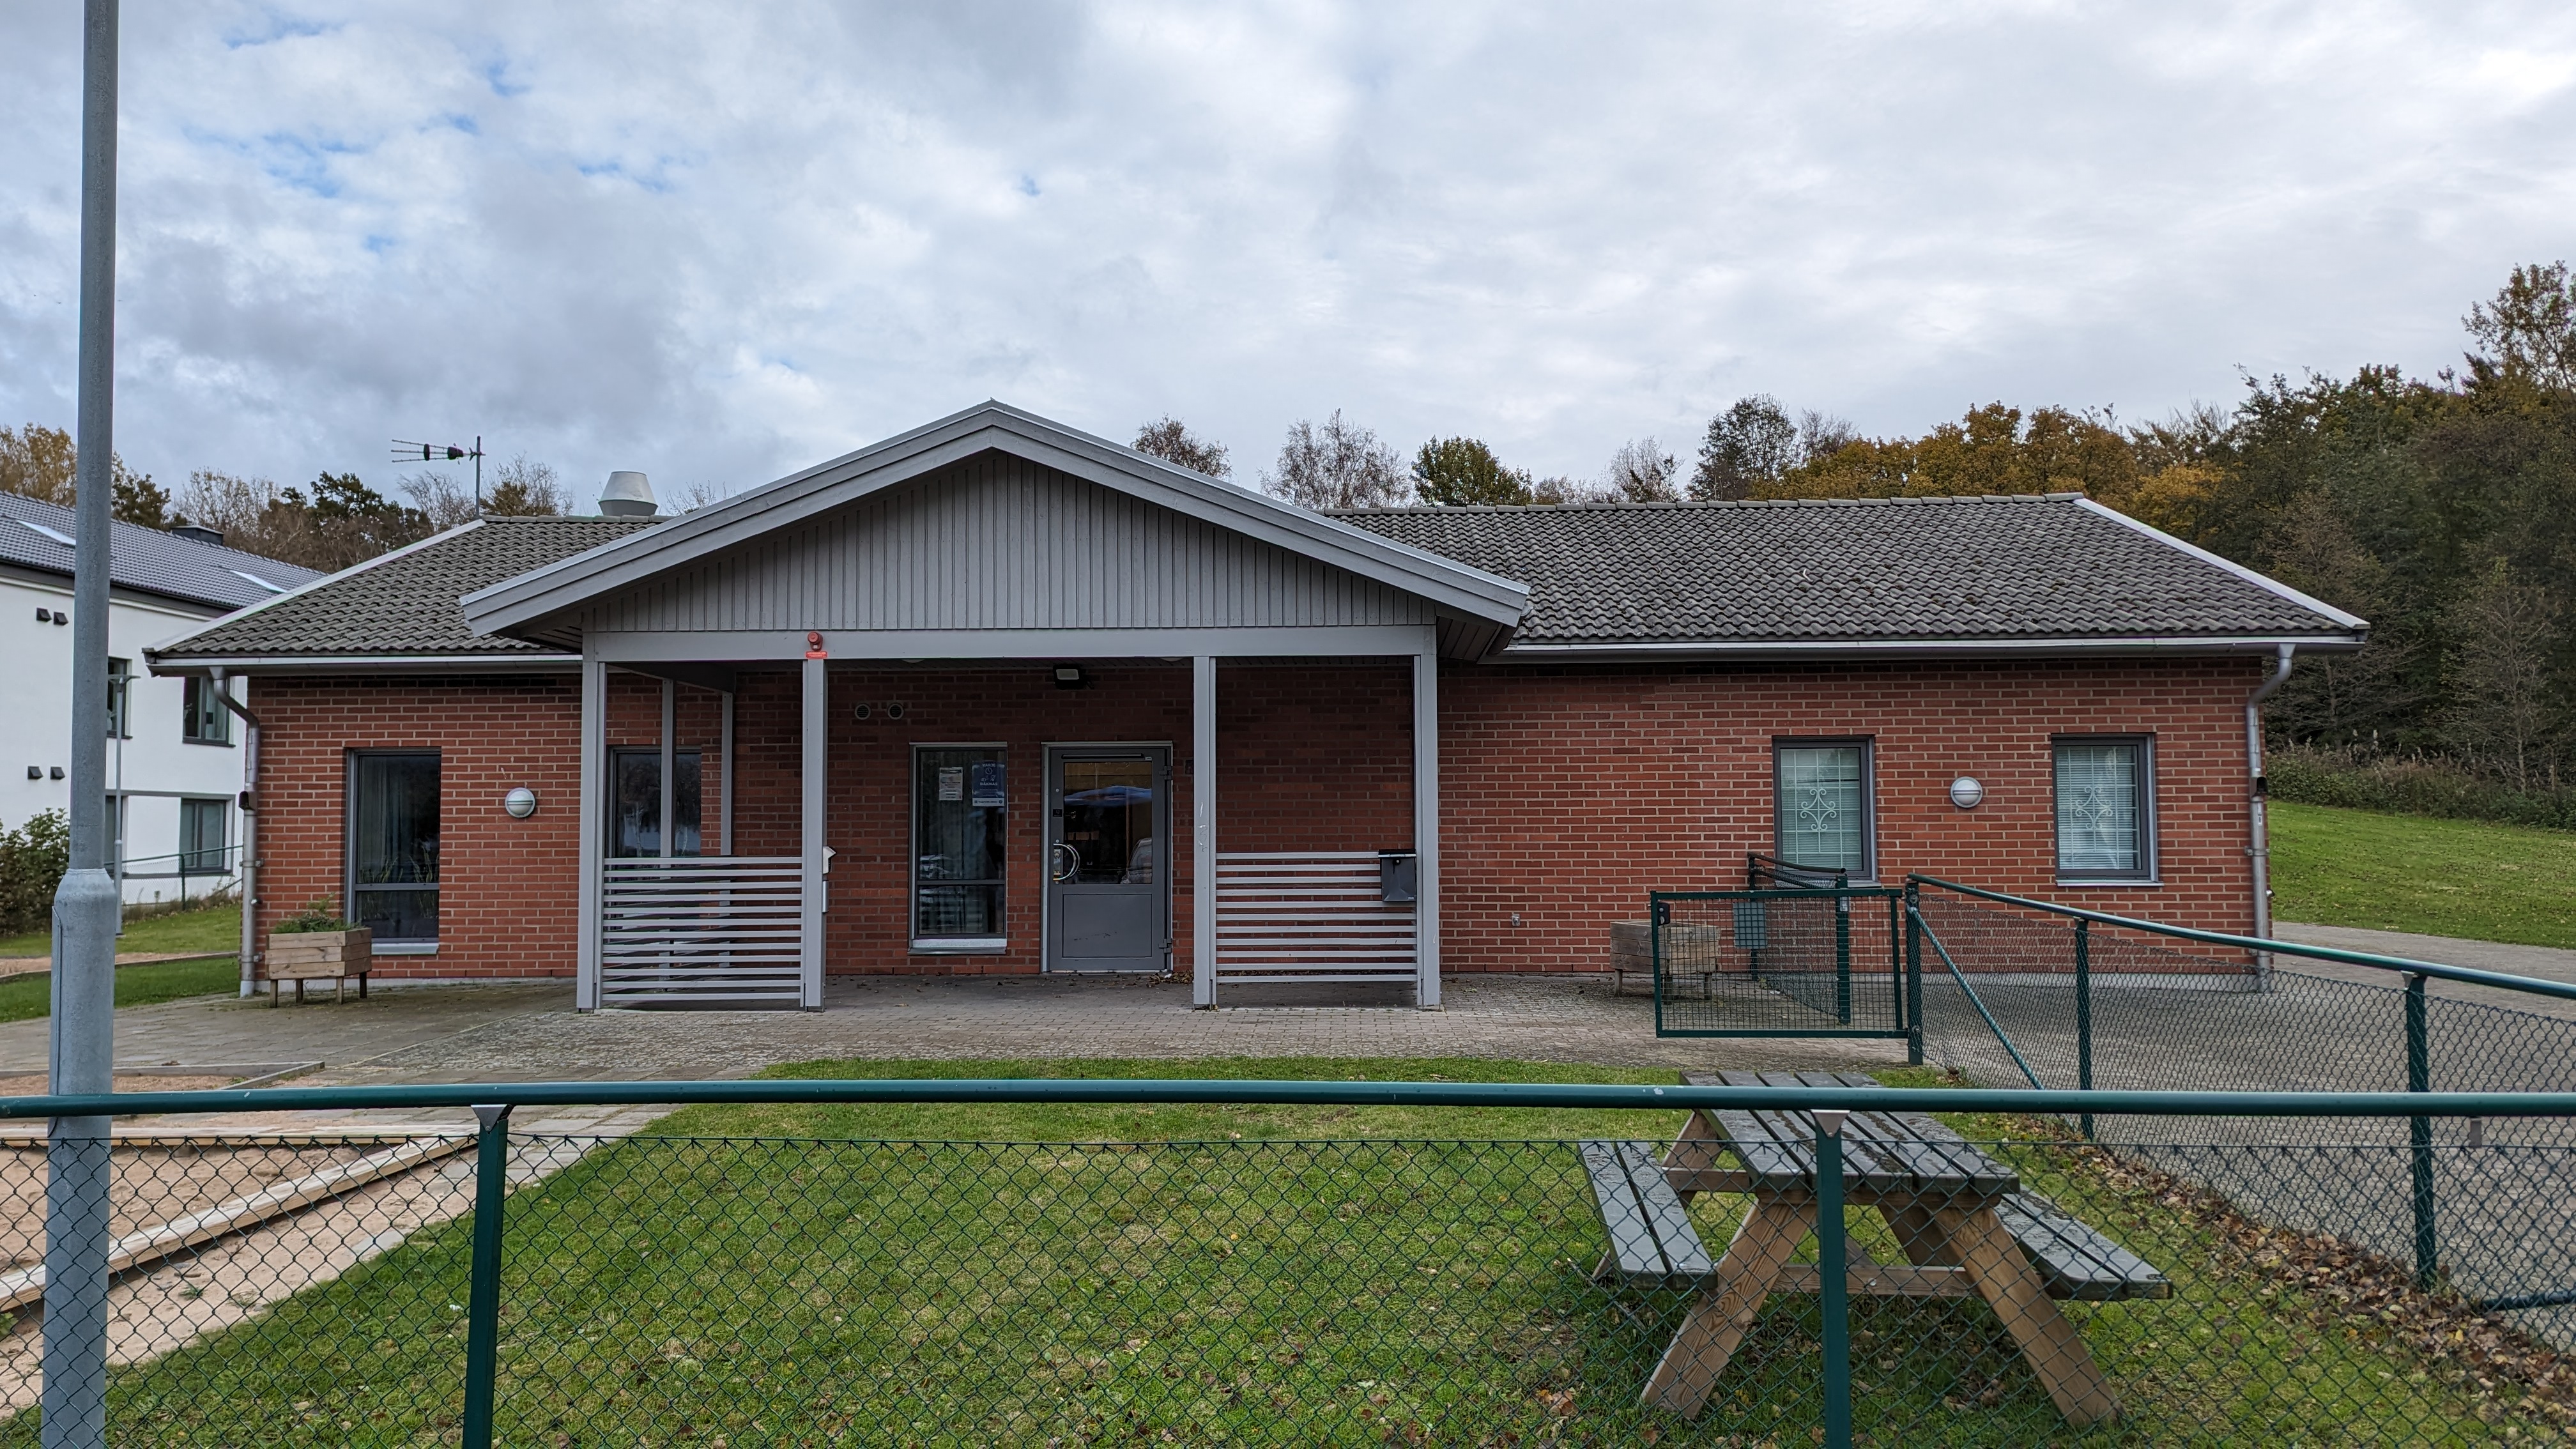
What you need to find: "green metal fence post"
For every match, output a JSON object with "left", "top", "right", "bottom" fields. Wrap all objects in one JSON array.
[
  {"left": 461, "top": 1103, "right": 512, "bottom": 1449},
  {"left": 1650, "top": 895, "right": 1667, "bottom": 1036},
  {"left": 2074, "top": 919, "right": 2094, "bottom": 1140},
  {"left": 1903, "top": 881, "right": 1923, "bottom": 1066},
  {"left": 2406, "top": 974, "right": 2436, "bottom": 1291},
  {"left": 1830, "top": 871, "right": 1853, "bottom": 1025},
  {"left": 1815, "top": 1109, "right": 1852, "bottom": 1449}
]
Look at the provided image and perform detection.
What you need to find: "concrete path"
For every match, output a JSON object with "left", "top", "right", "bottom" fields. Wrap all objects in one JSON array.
[{"left": 2272, "top": 920, "right": 2576, "bottom": 1017}]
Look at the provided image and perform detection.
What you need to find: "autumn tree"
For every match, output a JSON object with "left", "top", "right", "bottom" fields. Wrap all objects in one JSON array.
[
  {"left": 1691, "top": 397, "right": 1798, "bottom": 500},
  {"left": 3, "top": 420, "right": 168, "bottom": 526},
  {"left": 2445, "top": 560, "right": 2564, "bottom": 788},
  {"left": 2463, "top": 260, "right": 2576, "bottom": 393},
  {"left": 1265, "top": 411, "right": 1408, "bottom": 510},
  {"left": 1603, "top": 437, "right": 1680, "bottom": 502},
  {"left": 1411, "top": 437, "right": 1532, "bottom": 505},
  {"left": 1132, "top": 417, "right": 1232, "bottom": 478}
]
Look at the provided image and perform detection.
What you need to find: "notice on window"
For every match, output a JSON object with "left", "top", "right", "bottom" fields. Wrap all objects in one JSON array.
[
  {"left": 937, "top": 766, "right": 965, "bottom": 802},
  {"left": 969, "top": 761, "right": 1007, "bottom": 809}
]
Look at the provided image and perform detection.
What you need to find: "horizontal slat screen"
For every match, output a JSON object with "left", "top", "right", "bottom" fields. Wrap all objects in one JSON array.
[
  {"left": 600, "top": 856, "right": 805, "bottom": 1005},
  {"left": 1214, "top": 851, "right": 1416, "bottom": 985}
]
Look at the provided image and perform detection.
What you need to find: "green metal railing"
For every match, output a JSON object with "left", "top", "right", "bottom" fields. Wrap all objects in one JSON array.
[
  {"left": 8, "top": 1076, "right": 2576, "bottom": 1446},
  {"left": 1650, "top": 887, "right": 1912, "bottom": 1043}
]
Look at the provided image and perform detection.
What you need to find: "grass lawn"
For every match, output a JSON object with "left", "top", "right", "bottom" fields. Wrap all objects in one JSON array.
[
  {"left": 27, "top": 1057, "right": 2556, "bottom": 1445},
  {"left": 0, "top": 900, "right": 240, "bottom": 960},
  {"left": 2269, "top": 801, "right": 2576, "bottom": 950},
  {"left": 0, "top": 956, "right": 241, "bottom": 1024}
]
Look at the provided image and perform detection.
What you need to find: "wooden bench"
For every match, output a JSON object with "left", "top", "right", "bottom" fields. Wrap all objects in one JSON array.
[{"left": 1581, "top": 1068, "right": 2168, "bottom": 1425}]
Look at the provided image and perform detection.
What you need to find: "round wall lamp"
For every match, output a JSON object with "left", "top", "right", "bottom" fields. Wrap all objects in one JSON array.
[
  {"left": 1947, "top": 777, "right": 1986, "bottom": 810},
  {"left": 503, "top": 787, "right": 539, "bottom": 819}
]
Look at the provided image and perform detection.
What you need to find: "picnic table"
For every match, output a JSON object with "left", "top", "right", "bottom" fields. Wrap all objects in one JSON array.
[{"left": 1583, "top": 1070, "right": 2167, "bottom": 1425}]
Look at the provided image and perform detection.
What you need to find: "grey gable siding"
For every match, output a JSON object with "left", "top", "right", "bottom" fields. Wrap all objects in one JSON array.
[{"left": 572, "top": 452, "right": 1436, "bottom": 636}]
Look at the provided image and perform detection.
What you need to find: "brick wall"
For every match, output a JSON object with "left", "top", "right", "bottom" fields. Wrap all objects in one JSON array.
[
  {"left": 1435, "top": 657, "right": 2262, "bottom": 974},
  {"left": 243, "top": 654, "right": 2262, "bottom": 983}
]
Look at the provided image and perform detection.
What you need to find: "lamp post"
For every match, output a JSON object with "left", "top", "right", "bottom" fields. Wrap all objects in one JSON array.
[{"left": 45, "top": 3, "right": 124, "bottom": 1443}]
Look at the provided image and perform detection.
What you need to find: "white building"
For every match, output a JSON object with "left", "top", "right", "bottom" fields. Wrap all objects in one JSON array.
[{"left": 1, "top": 493, "right": 321, "bottom": 905}]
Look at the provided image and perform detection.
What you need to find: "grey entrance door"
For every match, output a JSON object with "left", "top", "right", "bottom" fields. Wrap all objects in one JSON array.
[{"left": 1045, "top": 747, "right": 1170, "bottom": 972}]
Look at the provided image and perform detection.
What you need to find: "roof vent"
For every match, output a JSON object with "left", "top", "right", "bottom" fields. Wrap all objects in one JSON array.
[
  {"left": 598, "top": 471, "right": 659, "bottom": 518},
  {"left": 169, "top": 523, "right": 225, "bottom": 546}
]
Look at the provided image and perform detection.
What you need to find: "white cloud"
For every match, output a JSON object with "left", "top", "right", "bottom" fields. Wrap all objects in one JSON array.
[{"left": 1, "top": 0, "right": 2572, "bottom": 504}]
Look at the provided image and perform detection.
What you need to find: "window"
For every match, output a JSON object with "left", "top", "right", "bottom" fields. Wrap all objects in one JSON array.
[
  {"left": 180, "top": 799, "right": 228, "bottom": 876},
  {"left": 349, "top": 751, "right": 440, "bottom": 943},
  {"left": 2054, "top": 737, "right": 2155, "bottom": 882},
  {"left": 914, "top": 746, "right": 1006, "bottom": 946},
  {"left": 105, "top": 658, "right": 132, "bottom": 739},
  {"left": 610, "top": 747, "right": 702, "bottom": 857},
  {"left": 1774, "top": 739, "right": 1874, "bottom": 879},
  {"left": 181, "top": 677, "right": 232, "bottom": 745}
]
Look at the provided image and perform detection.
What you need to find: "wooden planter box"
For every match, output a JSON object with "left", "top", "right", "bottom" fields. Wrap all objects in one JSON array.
[{"left": 263, "top": 927, "right": 372, "bottom": 1006}]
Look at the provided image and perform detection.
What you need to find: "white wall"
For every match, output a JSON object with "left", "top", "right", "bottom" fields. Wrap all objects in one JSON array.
[{"left": 1, "top": 574, "right": 247, "bottom": 906}]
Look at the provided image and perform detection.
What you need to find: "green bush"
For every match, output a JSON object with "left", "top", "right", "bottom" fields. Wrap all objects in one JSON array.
[
  {"left": 2268, "top": 743, "right": 2576, "bottom": 832},
  {"left": 0, "top": 811, "right": 70, "bottom": 937},
  {"left": 272, "top": 898, "right": 351, "bottom": 933}
]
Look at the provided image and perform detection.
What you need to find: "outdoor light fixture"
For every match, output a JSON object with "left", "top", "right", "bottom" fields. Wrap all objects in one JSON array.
[
  {"left": 50, "top": 767, "right": 64, "bottom": 780},
  {"left": 885, "top": 702, "right": 905, "bottom": 719},
  {"left": 503, "top": 787, "right": 539, "bottom": 819},
  {"left": 1053, "top": 664, "right": 1085, "bottom": 689},
  {"left": 24, "top": 767, "right": 38, "bottom": 780},
  {"left": 1949, "top": 776, "right": 1986, "bottom": 810},
  {"left": 853, "top": 703, "right": 871, "bottom": 721}
]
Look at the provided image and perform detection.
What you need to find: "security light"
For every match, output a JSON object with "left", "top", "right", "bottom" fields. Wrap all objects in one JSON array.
[
  {"left": 1053, "top": 664, "right": 1085, "bottom": 689},
  {"left": 1949, "top": 776, "right": 1986, "bottom": 810},
  {"left": 503, "top": 787, "right": 539, "bottom": 819}
]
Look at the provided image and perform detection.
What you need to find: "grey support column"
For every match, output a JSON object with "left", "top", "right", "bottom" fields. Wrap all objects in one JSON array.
[
  {"left": 1413, "top": 646, "right": 1441, "bottom": 1009},
  {"left": 576, "top": 656, "right": 606, "bottom": 1011},
  {"left": 1192, "top": 656, "right": 1216, "bottom": 1008},
  {"left": 719, "top": 688, "right": 735, "bottom": 857},
  {"left": 657, "top": 678, "right": 675, "bottom": 859},
  {"left": 800, "top": 655, "right": 827, "bottom": 1009},
  {"left": 44, "top": 3, "right": 123, "bottom": 1442}
]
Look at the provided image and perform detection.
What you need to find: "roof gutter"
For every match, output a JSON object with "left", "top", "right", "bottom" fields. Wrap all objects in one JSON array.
[
  {"left": 2246, "top": 643, "right": 2296, "bottom": 982},
  {"left": 207, "top": 668, "right": 261, "bottom": 999},
  {"left": 146, "top": 653, "right": 581, "bottom": 677},
  {"left": 1490, "top": 632, "right": 2365, "bottom": 663}
]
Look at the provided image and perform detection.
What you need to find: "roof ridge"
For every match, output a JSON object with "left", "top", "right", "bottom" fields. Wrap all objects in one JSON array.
[{"left": 1340, "top": 492, "right": 2085, "bottom": 515}]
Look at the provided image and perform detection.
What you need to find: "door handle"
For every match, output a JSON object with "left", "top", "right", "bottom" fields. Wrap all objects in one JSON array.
[{"left": 1050, "top": 842, "right": 1080, "bottom": 883}]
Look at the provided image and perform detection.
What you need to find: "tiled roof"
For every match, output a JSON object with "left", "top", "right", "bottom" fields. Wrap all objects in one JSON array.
[
  {"left": 151, "top": 516, "right": 659, "bottom": 660},
  {"left": 1335, "top": 494, "right": 2360, "bottom": 648},
  {"left": 0, "top": 492, "right": 325, "bottom": 611}
]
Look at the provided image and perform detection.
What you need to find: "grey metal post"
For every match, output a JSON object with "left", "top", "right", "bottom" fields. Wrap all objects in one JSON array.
[
  {"left": 1191, "top": 656, "right": 1216, "bottom": 1008},
  {"left": 44, "top": 3, "right": 123, "bottom": 1442}
]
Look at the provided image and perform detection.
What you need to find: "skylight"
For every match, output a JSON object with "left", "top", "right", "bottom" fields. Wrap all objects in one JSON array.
[
  {"left": 11, "top": 519, "right": 75, "bottom": 546},
  {"left": 227, "top": 568, "right": 286, "bottom": 594}
]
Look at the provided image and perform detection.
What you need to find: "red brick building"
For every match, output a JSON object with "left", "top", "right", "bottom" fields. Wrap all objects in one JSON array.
[{"left": 149, "top": 403, "right": 2363, "bottom": 1008}]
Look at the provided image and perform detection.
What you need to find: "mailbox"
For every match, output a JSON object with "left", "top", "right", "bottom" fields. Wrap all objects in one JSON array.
[{"left": 1378, "top": 851, "right": 1418, "bottom": 905}]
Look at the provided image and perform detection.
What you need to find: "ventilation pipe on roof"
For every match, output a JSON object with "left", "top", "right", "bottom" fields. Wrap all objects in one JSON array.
[
  {"left": 598, "top": 471, "right": 659, "bottom": 518},
  {"left": 2246, "top": 643, "right": 2294, "bottom": 987}
]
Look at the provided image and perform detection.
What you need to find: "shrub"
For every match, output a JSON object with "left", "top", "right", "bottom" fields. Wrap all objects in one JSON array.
[
  {"left": 273, "top": 899, "right": 353, "bottom": 934},
  {"left": 0, "top": 810, "right": 70, "bottom": 936},
  {"left": 2268, "top": 742, "right": 2576, "bottom": 832}
]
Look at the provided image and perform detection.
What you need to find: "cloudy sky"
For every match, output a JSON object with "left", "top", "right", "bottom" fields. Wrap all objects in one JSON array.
[{"left": 3, "top": 3, "right": 2572, "bottom": 507}]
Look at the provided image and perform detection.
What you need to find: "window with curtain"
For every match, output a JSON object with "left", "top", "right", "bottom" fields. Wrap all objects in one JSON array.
[
  {"left": 179, "top": 798, "right": 227, "bottom": 876},
  {"left": 181, "top": 677, "right": 231, "bottom": 744},
  {"left": 610, "top": 747, "right": 702, "bottom": 857},
  {"left": 1774, "top": 740, "right": 1873, "bottom": 878},
  {"left": 2054, "top": 737, "right": 2153, "bottom": 880},
  {"left": 350, "top": 751, "right": 440, "bottom": 942},
  {"left": 914, "top": 747, "right": 1006, "bottom": 944}
]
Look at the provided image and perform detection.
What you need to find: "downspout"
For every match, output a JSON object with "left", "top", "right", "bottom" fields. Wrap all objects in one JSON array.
[
  {"left": 209, "top": 668, "right": 261, "bottom": 998},
  {"left": 2245, "top": 643, "right": 2294, "bottom": 986}
]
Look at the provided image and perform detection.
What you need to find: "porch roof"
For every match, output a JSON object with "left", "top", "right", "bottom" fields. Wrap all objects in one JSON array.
[{"left": 459, "top": 402, "right": 1533, "bottom": 658}]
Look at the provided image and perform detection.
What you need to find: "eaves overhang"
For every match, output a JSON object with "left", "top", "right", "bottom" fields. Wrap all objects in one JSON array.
[
  {"left": 1487, "top": 631, "right": 2368, "bottom": 664},
  {"left": 459, "top": 402, "right": 1533, "bottom": 645},
  {"left": 146, "top": 652, "right": 581, "bottom": 677}
]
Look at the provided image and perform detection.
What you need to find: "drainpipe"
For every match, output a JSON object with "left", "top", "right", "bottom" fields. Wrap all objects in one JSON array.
[
  {"left": 209, "top": 668, "right": 261, "bottom": 998},
  {"left": 2245, "top": 644, "right": 2294, "bottom": 986}
]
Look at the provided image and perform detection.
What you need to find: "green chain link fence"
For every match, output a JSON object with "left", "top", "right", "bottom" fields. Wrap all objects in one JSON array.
[{"left": 4, "top": 1078, "right": 2576, "bottom": 1445}]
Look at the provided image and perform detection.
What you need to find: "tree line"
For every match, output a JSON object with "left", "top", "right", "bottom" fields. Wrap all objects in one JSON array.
[
  {"left": 1133, "top": 263, "right": 2576, "bottom": 799},
  {"left": 0, "top": 431, "right": 569, "bottom": 572}
]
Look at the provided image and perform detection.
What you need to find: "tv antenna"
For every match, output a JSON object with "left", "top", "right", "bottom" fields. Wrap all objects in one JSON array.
[{"left": 392, "top": 435, "right": 485, "bottom": 511}]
